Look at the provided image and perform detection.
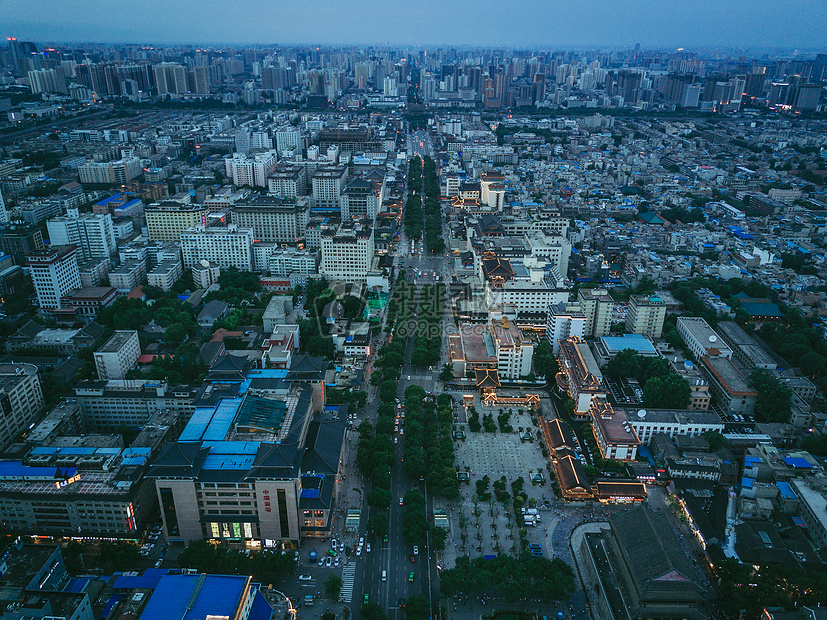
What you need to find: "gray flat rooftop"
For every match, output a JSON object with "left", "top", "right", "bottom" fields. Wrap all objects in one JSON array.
[{"left": 97, "top": 331, "right": 135, "bottom": 353}]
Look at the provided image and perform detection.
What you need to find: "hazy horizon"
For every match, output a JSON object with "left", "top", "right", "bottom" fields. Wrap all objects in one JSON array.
[{"left": 4, "top": 0, "right": 827, "bottom": 51}]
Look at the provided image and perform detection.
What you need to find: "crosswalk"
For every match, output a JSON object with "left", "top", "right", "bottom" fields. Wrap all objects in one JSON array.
[{"left": 339, "top": 563, "right": 356, "bottom": 603}]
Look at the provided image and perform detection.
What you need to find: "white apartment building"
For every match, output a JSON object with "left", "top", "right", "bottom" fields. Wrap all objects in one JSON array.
[
  {"left": 47, "top": 213, "right": 116, "bottom": 261},
  {"left": 484, "top": 280, "right": 569, "bottom": 316},
  {"left": 224, "top": 151, "right": 279, "bottom": 188},
  {"left": 108, "top": 259, "right": 146, "bottom": 292},
  {"left": 626, "top": 294, "right": 668, "bottom": 339},
  {"left": 147, "top": 259, "right": 184, "bottom": 291},
  {"left": 677, "top": 317, "right": 733, "bottom": 360},
  {"left": 180, "top": 225, "right": 254, "bottom": 271},
  {"left": 267, "top": 165, "right": 307, "bottom": 198},
  {"left": 526, "top": 233, "right": 571, "bottom": 278},
  {"left": 625, "top": 408, "right": 724, "bottom": 444},
  {"left": 192, "top": 260, "right": 221, "bottom": 289},
  {"left": 25, "top": 245, "right": 81, "bottom": 310},
  {"left": 145, "top": 203, "right": 208, "bottom": 242},
  {"left": 499, "top": 215, "right": 570, "bottom": 238},
  {"left": 320, "top": 222, "right": 374, "bottom": 281},
  {"left": 268, "top": 249, "right": 318, "bottom": 276},
  {"left": 275, "top": 127, "right": 302, "bottom": 152},
  {"left": 491, "top": 316, "right": 534, "bottom": 379},
  {"left": 0, "top": 363, "right": 44, "bottom": 451},
  {"left": 341, "top": 178, "right": 381, "bottom": 220},
  {"left": 94, "top": 330, "right": 141, "bottom": 381},
  {"left": 479, "top": 173, "right": 506, "bottom": 211},
  {"left": 232, "top": 195, "right": 309, "bottom": 243},
  {"left": 78, "top": 157, "right": 142, "bottom": 185},
  {"left": 577, "top": 288, "right": 614, "bottom": 338},
  {"left": 546, "top": 301, "right": 587, "bottom": 355},
  {"left": 311, "top": 166, "right": 348, "bottom": 211}
]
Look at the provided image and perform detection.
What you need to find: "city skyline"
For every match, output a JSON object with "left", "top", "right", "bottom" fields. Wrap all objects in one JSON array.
[{"left": 4, "top": 0, "right": 827, "bottom": 50}]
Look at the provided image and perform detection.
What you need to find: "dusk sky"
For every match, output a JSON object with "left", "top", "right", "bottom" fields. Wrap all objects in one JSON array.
[{"left": 4, "top": 0, "right": 827, "bottom": 50}]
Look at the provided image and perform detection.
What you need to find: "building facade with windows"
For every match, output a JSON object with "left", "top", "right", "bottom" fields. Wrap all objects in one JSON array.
[
  {"left": 626, "top": 294, "right": 668, "bottom": 339},
  {"left": 319, "top": 222, "right": 374, "bottom": 281},
  {"left": 232, "top": 196, "right": 309, "bottom": 244},
  {"left": 0, "top": 363, "right": 44, "bottom": 451},
  {"left": 25, "top": 245, "right": 81, "bottom": 310},
  {"left": 145, "top": 203, "right": 208, "bottom": 242},
  {"left": 180, "top": 226, "right": 254, "bottom": 271},
  {"left": 94, "top": 330, "right": 141, "bottom": 381}
]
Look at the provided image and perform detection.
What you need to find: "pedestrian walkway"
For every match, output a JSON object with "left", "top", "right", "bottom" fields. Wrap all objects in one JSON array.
[{"left": 339, "top": 562, "right": 356, "bottom": 603}]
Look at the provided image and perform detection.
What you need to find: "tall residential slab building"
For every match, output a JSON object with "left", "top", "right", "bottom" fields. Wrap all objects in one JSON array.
[
  {"left": 145, "top": 202, "right": 208, "bottom": 241},
  {"left": 46, "top": 213, "right": 116, "bottom": 261},
  {"left": 94, "top": 330, "right": 141, "bottom": 381},
  {"left": 626, "top": 294, "right": 668, "bottom": 339},
  {"left": 180, "top": 225, "right": 254, "bottom": 271},
  {"left": 577, "top": 288, "right": 614, "bottom": 338},
  {"left": 0, "top": 363, "right": 44, "bottom": 451},
  {"left": 319, "top": 221, "right": 374, "bottom": 281},
  {"left": 25, "top": 245, "right": 81, "bottom": 310}
]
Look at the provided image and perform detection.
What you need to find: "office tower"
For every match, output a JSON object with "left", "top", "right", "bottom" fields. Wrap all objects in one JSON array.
[
  {"left": 25, "top": 245, "right": 82, "bottom": 310},
  {"left": 0, "top": 363, "right": 44, "bottom": 451},
  {"left": 680, "top": 83, "right": 701, "bottom": 108},
  {"left": 94, "top": 330, "right": 141, "bottom": 381},
  {"left": 180, "top": 225, "right": 254, "bottom": 271},
  {"left": 319, "top": 221, "right": 374, "bottom": 281},
  {"left": 46, "top": 213, "right": 116, "bottom": 261}
]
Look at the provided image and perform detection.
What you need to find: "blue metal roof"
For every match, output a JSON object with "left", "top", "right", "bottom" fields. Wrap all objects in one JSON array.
[
  {"left": 741, "top": 477, "right": 754, "bottom": 489},
  {"left": 600, "top": 334, "right": 657, "bottom": 355},
  {"left": 64, "top": 577, "right": 89, "bottom": 593},
  {"left": 180, "top": 398, "right": 242, "bottom": 442},
  {"left": 249, "top": 591, "right": 273, "bottom": 620},
  {"left": 783, "top": 457, "right": 812, "bottom": 469},
  {"left": 101, "top": 594, "right": 125, "bottom": 619},
  {"left": 113, "top": 574, "right": 163, "bottom": 590},
  {"left": 202, "top": 442, "right": 260, "bottom": 471},
  {"left": 776, "top": 481, "right": 796, "bottom": 500}
]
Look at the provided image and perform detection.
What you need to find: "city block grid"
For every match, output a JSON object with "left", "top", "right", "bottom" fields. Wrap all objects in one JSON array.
[{"left": 2, "top": 35, "right": 827, "bottom": 620}]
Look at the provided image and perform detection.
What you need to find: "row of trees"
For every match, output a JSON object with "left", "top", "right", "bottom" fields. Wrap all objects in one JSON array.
[
  {"left": 421, "top": 157, "right": 445, "bottom": 254},
  {"left": 358, "top": 277, "right": 412, "bottom": 540},
  {"left": 178, "top": 539, "right": 296, "bottom": 585},
  {"left": 405, "top": 156, "right": 424, "bottom": 239},
  {"left": 410, "top": 283, "right": 444, "bottom": 368},
  {"left": 439, "top": 553, "right": 575, "bottom": 602}
]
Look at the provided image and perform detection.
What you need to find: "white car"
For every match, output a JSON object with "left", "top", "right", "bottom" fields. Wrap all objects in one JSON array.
[
  {"left": 356, "top": 546, "right": 362, "bottom": 556},
  {"left": 413, "top": 545, "right": 419, "bottom": 555},
  {"left": 334, "top": 557, "right": 340, "bottom": 567},
  {"left": 298, "top": 574, "right": 312, "bottom": 581},
  {"left": 325, "top": 556, "right": 332, "bottom": 567},
  {"left": 154, "top": 559, "right": 163, "bottom": 568},
  {"left": 359, "top": 537, "right": 364, "bottom": 546},
  {"left": 366, "top": 543, "right": 371, "bottom": 553}
]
